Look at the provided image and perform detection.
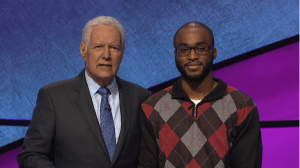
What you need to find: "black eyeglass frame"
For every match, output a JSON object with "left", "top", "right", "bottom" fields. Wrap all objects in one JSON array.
[{"left": 175, "top": 45, "right": 214, "bottom": 56}]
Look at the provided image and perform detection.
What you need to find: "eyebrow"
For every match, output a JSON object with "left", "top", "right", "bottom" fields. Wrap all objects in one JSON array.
[{"left": 92, "top": 42, "right": 121, "bottom": 46}]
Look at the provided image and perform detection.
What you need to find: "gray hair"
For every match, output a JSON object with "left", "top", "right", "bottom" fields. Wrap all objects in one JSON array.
[{"left": 82, "top": 16, "right": 125, "bottom": 48}]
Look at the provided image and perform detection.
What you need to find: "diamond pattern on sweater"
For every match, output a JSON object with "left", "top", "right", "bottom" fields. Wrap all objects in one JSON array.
[
  {"left": 196, "top": 109, "right": 223, "bottom": 140},
  {"left": 215, "top": 160, "right": 225, "bottom": 168},
  {"left": 194, "top": 141, "right": 219, "bottom": 167},
  {"left": 149, "top": 109, "right": 165, "bottom": 136},
  {"left": 154, "top": 93, "right": 181, "bottom": 122},
  {"left": 194, "top": 103, "right": 212, "bottom": 120},
  {"left": 211, "top": 94, "right": 237, "bottom": 123},
  {"left": 167, "top": 106, "right": 193, "bottom": 138},
  {"left": 142, "top": 104, "right": 154, "bottom": 120},
  {"left": 164, "top": 86, "right": 173, "bottom": 93},
  {"left": 159, "top": 124, "right": 180, "bottom": 159},
  {"left": 168, "top": 141, "right": 193, "bottom": 167},
  {"left": 208, "top": 124, "right": 229, "bottom": 159},
  {"left": 187, "top": 158, "right": 200, "bottom": 168},
  {"left": 181, "top": 122, "right": 207, "bottom": 157},
  {"left": 226, "top": 86, "right": 237, "bottom": 94},
  {"left": 237, "top": 106, "right": 254, "bottom": 126},
  {"left": 229, "top": 91, "right": 253, "bottom": 109},
  {"left": 164, "top": 160, "right": 175, "bottom": 168},
  {"left": 182, "top": 101, "right": 193, "bottom": 115},
  {"left": 143, "top": 80, "right": 257, "bottom": 168}
]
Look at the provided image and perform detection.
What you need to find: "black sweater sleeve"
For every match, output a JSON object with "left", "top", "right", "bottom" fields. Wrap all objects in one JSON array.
[{"left": 230, "top": 106, "right": 262, "bottom": 168}]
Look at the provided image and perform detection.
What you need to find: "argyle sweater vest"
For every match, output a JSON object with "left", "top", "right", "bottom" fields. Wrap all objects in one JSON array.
[{"left": 142, "top": 84, "right": 257, "bottom": 168}]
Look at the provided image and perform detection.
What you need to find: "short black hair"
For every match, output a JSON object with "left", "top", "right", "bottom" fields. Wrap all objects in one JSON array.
[{"left": 173, "top": 22, "right": 214, "bottom": 48}]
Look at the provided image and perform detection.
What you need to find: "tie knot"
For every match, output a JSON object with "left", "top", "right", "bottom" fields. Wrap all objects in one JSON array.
[{"left": 97, "top": 87, "right": 111, "bottom": 96}]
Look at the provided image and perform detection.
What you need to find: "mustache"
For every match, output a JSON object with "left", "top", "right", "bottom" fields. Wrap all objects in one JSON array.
[{"left": 184, "top": 61, "right": 203, "bottom": 67}]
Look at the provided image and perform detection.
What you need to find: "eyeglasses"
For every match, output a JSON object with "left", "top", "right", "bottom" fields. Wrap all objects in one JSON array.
[{"left": 175, "top": 45, "right": 214, "bottom": 56}]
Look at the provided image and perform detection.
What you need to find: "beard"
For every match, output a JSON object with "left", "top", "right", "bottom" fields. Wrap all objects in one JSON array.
[{"left": 175, "top": 56, "right": 213, "bottom": 83}]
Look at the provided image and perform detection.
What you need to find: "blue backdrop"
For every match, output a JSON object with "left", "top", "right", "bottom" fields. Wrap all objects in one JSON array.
[{"left": 0, "top": 0, "right": 298, "bottom": 147}]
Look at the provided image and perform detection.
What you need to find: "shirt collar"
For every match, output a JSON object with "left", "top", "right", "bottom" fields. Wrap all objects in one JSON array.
[
  {"left": 172, "top": 78, "right": 227, "bottom": 104},
  {"left": 85, "top": 70, "right": 118, "bottom": 97}
]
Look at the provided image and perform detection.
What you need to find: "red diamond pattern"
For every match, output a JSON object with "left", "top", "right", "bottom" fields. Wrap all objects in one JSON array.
[
  {"left": 159, "top": 124, "right": 180, "bottom": 159},
  {"left": 237, "top": 106, "right": 254, "bottom": 126},
  {"left": 142, "top": 104, "right": 154, "bottom": 120},
  {"left": 143, "top": 80, "right": 258, "bottom": 167},
  {"left": 208, "top": 124, "right": 229, "bottom": 159},
  {"left": 226, "top": 86, "right": 237, "bottom": 93},
  {"left": 186, "top": 158, "right": 200, "bottom": 168},
  {"left": 164, "top": 86, "right": 173, "bottom": 92},
  {"left": 182, "top": 101, "right": 193, "bottom": 114},
  {"left": 195, "top": 103, "right": 211, "bottom": 120}
]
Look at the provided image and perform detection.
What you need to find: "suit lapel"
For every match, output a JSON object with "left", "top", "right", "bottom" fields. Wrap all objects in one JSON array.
[
  {"left": 74, "top": 72, "right": 134, "bottom": 164},
  {"left": 112, "top": 76, "right": 133, "bottom": 164},
  {"left": 74, "top": 70, "right": 110, "bottom": 157}
]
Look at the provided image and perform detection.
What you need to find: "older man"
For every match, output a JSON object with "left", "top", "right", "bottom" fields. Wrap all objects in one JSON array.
[
  {"left": 17, "top": 16, "right": 151, "bottom": 168},
  {"left": 138, "top": 22, "right": 262, "bottom": 168}
]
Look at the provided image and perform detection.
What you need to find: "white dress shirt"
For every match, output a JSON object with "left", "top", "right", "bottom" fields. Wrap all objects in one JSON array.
[{"left": 85, "top": 71, "right": 121, "bottom": 143}]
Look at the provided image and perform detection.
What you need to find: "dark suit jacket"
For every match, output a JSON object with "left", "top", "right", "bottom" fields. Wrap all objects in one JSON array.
[{"left": 17, "top": 70, "right": 151, "bottom": 168}]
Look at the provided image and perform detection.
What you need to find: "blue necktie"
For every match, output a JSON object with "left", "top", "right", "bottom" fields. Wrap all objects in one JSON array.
[{"left": 97, "top": 87, "right": 116, "bottom": 162}]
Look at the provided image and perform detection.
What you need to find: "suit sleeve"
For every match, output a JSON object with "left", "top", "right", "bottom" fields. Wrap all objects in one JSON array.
[
  {"left": 230, "top": 106, "right": 262, "bottom": 168},
  {"left": 17, "top": 88, "right": 56, "bottom": 168},
  {"left": 137, "top": 103, "right": 159, "bottom": 168}
]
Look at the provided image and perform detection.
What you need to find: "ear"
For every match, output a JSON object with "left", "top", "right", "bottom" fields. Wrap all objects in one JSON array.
[
  {"left": 80, "top": 42, "right": 86, "bottom": 62},
  {"left": 212, "top": 48, "right": 217, "bottom": 60},
  {"left": 174, "top": 50, "right": 177, "bottom": 57}
]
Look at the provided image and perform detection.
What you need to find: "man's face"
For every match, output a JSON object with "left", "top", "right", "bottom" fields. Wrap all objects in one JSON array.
[
  {"left": 80, "top": 25, "right": 124, "bottom": 86},
  {"left": 174, "top": 27, "right": 216, "bottom": 82}
]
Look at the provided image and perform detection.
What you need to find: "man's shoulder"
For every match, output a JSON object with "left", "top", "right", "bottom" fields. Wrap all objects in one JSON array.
[
  {"left": 116, "top": 76, "right": 151, "bottom": 95},
  {"left": 223, "top": 84, "right": 258, "bottom": 127},
  {"left": 143, "top": 85, "right": 174, "bottom": 105},
  {"left": 224, "top": 85, "right": 256, "bottom": 108},
  {"left": 42, "top": 75, "right": 80, "bottom": 92}
]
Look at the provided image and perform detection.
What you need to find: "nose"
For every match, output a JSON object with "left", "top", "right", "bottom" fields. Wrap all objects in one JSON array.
[
  {"left": 187, "top": 48, "right": 199, "bottom": 60},
  {"left": 102, "top": 45, "right": 111, "bottom": 60}
]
